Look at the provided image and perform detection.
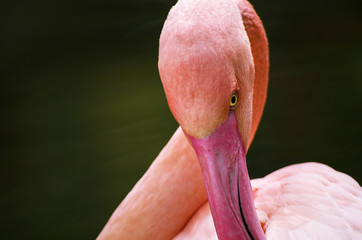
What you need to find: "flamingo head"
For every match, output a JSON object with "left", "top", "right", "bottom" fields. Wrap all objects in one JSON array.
[
  {"left": 159, "top": 0, "right": 268, "bottom": 239},
  {"left": 158, "top": 0, "right": 254, "bottom": 149}
]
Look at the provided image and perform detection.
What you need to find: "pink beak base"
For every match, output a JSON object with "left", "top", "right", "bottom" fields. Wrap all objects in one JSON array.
[{"left": 188, "top": 112, "right": 265, "bottom": 240}]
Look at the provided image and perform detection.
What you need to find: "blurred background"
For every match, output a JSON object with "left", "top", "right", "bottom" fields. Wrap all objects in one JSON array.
[{"left": 1, "top": 0, "right": 361, "bottom": 239}]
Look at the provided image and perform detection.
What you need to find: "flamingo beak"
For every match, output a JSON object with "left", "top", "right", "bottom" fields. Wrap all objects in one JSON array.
[{"left": 187, "top": 112, "right": 264, "bottom": 240}]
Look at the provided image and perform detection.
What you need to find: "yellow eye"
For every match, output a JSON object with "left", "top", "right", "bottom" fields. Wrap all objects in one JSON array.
[{"left": 230, "top": 92, "right": 237, "bottom": 107}]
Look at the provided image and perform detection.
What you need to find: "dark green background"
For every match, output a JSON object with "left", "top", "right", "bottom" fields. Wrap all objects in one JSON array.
[{"left": 1, "top": 0, "right": 361, "bottom": 239}]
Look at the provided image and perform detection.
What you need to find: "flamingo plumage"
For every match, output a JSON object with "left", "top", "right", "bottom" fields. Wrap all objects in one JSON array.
[{"left": 98, "top": 0, "right": 362, "bottom": 239}]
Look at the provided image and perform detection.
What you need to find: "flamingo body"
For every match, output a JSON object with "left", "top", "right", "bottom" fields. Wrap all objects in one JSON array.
[{"left": 175, "top": 162, "right": 362, "bottom": 239}]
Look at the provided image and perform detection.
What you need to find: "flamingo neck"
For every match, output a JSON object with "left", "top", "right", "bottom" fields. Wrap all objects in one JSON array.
[{"left": 238, "top": 0, "right": 269, "bottom": 148}]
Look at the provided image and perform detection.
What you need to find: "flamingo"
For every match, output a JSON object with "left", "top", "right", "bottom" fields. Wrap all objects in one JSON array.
[{"left": 98, "top": 0, "right": 362, "bottom": 239}]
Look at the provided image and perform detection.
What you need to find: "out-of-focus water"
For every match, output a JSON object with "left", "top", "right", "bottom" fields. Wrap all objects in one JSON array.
[{"left": 1, "top": 0, "right": 361, "bottom": 238}]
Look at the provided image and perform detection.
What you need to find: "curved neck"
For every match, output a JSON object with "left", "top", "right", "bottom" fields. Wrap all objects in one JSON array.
[{"left": 238, "top": 0, "right": 269, "bottom": 149}]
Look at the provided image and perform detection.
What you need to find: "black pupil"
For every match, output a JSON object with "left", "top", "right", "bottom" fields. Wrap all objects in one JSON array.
[{"left": 231, "top": 95, "right": 236, "bottom": 104}]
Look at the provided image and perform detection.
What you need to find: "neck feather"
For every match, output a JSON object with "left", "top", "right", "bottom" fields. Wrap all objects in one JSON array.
[{"left": 238, "top": 0, "right": 269, "bottom": 149}]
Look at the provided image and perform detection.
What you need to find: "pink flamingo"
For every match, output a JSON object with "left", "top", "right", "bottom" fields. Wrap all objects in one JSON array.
[{"left": 98, "top": 0, "right": 362, "bottom": 239}]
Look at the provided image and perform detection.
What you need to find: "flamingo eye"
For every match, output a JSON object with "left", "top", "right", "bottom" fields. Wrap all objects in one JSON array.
[{"left": 230, "top": 92, "right": 237, "bottom": 108}]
